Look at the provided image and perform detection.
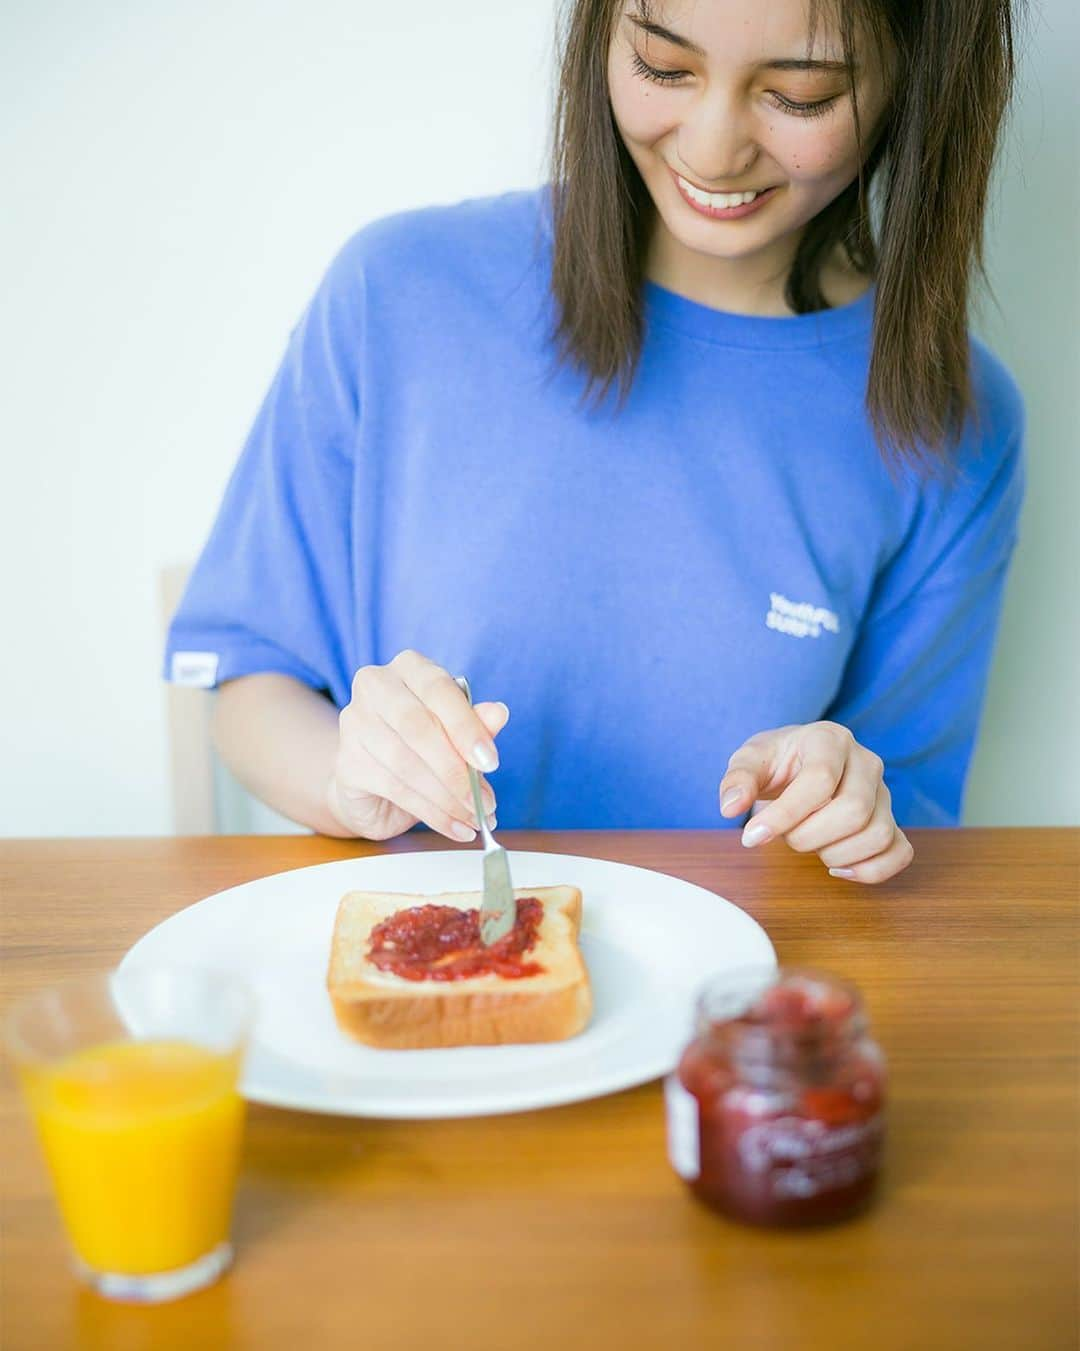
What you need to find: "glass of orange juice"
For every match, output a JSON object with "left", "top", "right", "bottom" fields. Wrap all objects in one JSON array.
[{"left": 5, "top": 965, "right": 254, "bottom": 1303}]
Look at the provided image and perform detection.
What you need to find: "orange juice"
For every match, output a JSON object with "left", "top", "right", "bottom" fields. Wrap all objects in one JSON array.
[{"left": 21, "top": 1039, "right": 245, "bottom": 1274}]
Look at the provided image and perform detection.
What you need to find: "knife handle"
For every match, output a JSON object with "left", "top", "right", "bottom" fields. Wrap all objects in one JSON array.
[{"left": 454, "top": 676, "right": 490, "bottom": 837}]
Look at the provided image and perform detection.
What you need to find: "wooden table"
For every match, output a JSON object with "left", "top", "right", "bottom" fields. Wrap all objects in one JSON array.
[{"left": 2, "top": 830, "right": 1077, "bottom": 1350}]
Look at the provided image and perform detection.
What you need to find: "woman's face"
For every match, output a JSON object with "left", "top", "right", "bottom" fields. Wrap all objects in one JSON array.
[{"left": 607, "top": 0, "right": 890, "bottom": 280}]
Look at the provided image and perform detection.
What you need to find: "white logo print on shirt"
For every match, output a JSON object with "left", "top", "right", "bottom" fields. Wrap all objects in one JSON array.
[{"left": 766, "top": 593, "right": 840, "bottom": 640}]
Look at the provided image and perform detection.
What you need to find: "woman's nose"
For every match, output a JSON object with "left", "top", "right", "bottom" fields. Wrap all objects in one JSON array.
[{"left": 676, "top": 89, "right": 759, "bottom": 185}]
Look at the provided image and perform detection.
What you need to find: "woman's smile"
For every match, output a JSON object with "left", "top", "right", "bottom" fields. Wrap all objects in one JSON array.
[{"left": 671, "top": 168, "right": 781, "bottom": 219}]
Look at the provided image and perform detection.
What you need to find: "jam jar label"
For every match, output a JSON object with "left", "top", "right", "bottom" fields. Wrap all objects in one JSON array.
[
  {"left": 664, "top": 1075, "right": 700, "bottom": 1180},
  {"left": 736, "top": 1113, "right": 884, "bottom": 1198}
]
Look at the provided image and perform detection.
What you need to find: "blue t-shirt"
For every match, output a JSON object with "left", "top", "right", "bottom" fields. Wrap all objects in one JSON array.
[{"left": 165, "top": 187, "right": 1025, "bottom": 829}]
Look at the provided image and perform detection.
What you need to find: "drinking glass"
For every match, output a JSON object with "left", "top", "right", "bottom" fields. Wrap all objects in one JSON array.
[{"left": 5, "top": 965, "right": 254, "bottom": 1302}]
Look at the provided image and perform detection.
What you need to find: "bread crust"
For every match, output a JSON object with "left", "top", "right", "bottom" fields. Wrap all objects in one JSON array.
[{"left": 326, "top": 885, "right": 592, "bottom": 1049}]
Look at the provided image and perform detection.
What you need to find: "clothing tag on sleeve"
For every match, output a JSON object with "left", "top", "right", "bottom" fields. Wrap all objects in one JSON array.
[{"left": 171, "top": 651, "right": 220, "bottom": 688}]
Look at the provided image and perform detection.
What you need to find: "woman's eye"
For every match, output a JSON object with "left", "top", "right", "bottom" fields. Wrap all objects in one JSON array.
[
  {"left": 768, "top": 92, "right": 839, "bottom": 119},
  {"left": 631, "top": 51, "right": 690, "bottom": 85}
]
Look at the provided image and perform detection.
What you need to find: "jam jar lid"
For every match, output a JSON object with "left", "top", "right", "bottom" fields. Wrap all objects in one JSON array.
[{"left": 694, "top": 966, "right": 868, "bottom": 1064}]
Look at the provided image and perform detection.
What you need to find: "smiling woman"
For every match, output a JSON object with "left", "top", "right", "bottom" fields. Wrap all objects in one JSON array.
[
  {"left": 554, "top": 0, "right": 1014, "bottom": 458},
  {"left": 165, "top": 0, "right": 1024, "bottom": 885},
  {"left": 610, "top": 3, "right": 885, "bottom": 292}
]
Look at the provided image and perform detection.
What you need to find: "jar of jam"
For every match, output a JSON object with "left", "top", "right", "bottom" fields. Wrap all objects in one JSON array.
[{"left": 665, "top": 966, "right": 886, "bottom": 1227}]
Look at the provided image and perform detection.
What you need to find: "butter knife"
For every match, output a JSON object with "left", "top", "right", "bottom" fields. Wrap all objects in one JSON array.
[{"left": 454, "top": 675, "right": 516, "bottom": 946}]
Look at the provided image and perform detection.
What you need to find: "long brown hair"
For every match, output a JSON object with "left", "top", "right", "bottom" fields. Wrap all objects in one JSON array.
[{"left": 549, "top": 0, "right": 1016, "bottom": 463}]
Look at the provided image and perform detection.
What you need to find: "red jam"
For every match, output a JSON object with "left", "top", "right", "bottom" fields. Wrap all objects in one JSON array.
[
  {"left": 666, "top": 968, "right": 886, "bottom": 1227},
  {"left": 368, "top": 897, "right": 545, "bottom": 982}
]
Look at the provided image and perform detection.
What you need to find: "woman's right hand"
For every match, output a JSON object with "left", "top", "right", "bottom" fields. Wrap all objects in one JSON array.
[{"left": 325, "top": 650, "right": 509, "bottom": 842}]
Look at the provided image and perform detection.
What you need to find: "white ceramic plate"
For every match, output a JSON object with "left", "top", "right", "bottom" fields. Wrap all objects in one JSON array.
[{"left": 120, "top": 850, "right": 775, "bottom": 1119}]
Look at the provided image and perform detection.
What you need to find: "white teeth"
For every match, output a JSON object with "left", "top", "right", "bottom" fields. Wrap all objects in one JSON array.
[{"left": 677, "top": 175, "right": 763, "bottom": 209}]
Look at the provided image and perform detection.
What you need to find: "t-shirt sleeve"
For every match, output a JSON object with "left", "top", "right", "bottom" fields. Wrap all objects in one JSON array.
[
  {"left": 163, "top": 240, "right": 365, "bottom": 709},
  {"left": 824, "top": 363, "right": 1025, "bottom": 827}
]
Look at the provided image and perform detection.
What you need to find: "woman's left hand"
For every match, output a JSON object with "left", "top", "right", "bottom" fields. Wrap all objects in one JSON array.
[{"left": 718, "top": 722, "right": 914, "bottom": 884}]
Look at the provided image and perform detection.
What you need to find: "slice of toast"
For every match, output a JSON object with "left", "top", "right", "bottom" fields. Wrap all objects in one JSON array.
[{"left": 327, "top": 884, "right": 592, "bottom": 1049}]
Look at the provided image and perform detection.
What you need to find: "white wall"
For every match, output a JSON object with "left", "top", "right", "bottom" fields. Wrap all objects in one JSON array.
[
  {"left": 2, "top": 0, "right": 1077, "bottom": 836},
  {"left": 965, "top": 0, "right": 1080, "bottom": 826}
]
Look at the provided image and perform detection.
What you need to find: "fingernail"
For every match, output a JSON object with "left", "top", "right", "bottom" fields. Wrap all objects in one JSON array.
[
  {"left": 451, "top": 822, "right": 477, "bottom": 842},
  {"left": 487, "top": 813, "right": 497, "bottom": 830},
  {"left": 472, "top": 742, "right": 498, "bottom": 772},
  {"left": 829, "top": 867, "right": 857, "bottom": 880},
  {"left": 496, "top": 702, "right": 510, "bottom": 722},
  {"left": 721, "top": 788, "right": 744, "bottom": 813},
  {"left": 742, "top": 822, "right": 772, "bottom": 848}
]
